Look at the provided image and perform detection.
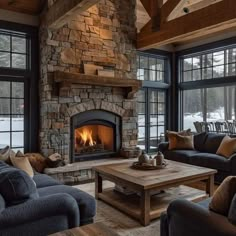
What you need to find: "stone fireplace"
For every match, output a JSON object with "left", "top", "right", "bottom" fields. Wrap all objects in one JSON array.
[
  {"left": 39, "top": 0, "right": 138, "bottom": 163},
  {"left": 71, "top": 110, "right": 121, "bottom": 162}
]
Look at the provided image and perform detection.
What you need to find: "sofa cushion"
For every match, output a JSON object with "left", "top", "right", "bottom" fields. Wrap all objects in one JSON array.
[
  {"left": 164, "top": 150, "right": 200, "bottom": 163},
  {"left": 228, "top": 194, "right": 236, "bottom": 225},
  {"left": 194, "top": 132, "right": 208, "bottom": 152},
  {"left": 189, "top": 153, "right": 231, "bottom": 171},
  {"left": 204, "top": 133, "right": 225, "bottom": 153},
  {"left": 38, "top": 185, "right": 96, "bottom": 223},
  {"left": 33, "top": 173, "right": 61, "bottom": 188},
  {"left": 0, "top": 161, "right": 38, "bottom": 206}
]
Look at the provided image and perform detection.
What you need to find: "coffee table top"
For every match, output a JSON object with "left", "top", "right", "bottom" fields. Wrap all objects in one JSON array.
[{"left": 94, "top": 160, "right": 217, "bottom": 190}]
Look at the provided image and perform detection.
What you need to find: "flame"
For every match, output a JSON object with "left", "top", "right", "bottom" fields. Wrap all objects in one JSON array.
[{"left": 75, "top": 128, "right": 96, "bottom": 146}]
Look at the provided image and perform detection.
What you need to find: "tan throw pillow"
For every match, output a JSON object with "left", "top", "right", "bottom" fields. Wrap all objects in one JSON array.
[
  {"left": 216, "top": 136, "right": 236, "bottom": 158},
  {"left": 0, "top": 146, "right": 10, "bottom": 162},
  {"left": 167, "top": 129, "right": 192, "bottom": 136},
  {"left": 209, "top": 176, "right": 236, "bottom": 216},
  {"left": 167, "top": 130, "right": 194, "bottom": 150},
  {"left": 25, "top": 153, "right": 47, "bottom": 173},
  {"left": 10, "top": 151, "right": 34, "bottom": 178}
]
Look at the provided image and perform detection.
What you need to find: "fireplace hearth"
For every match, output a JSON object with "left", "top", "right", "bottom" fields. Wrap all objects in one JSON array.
[{"left": 71, "top": 110, "right": 121, "bottom": 162}]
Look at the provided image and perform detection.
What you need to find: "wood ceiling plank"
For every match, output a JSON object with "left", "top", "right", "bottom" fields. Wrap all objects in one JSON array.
[
  {"left": 174, "top": 0, "right": 223, "bottom": 19},
  {"left": 0, "top": 0, "right": 45, "bottom": 15},
  {"left": 46, "top": 0, "right": 100, "bottom": 30},
  {"left": 137, "top": 0, "right": 236, "bottom": 49}
]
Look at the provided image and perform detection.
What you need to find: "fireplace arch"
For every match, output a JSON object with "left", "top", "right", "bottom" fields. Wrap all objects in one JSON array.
[{"left": 70, "top": 110, "right": 121, "bottom": 162}]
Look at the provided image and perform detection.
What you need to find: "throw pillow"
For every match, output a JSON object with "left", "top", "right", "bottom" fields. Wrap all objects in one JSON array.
[
  {"left": 167, "top": 129, "right": 192, "bottom": 136},
  {"left": 209, "top": 176, "right": 236, "bottom": 216},
  {"left": 46, "top": 153, "right": 65, "bottom": 168},
  {"left": 216, "top": 136, "right": 236, "bottom": 158},
  {"left": 10, "top": 151, "right": 34, "bottom": 178},
  {"left": 167, "top": 130, "right": 194, "bottom": 150},
  {"left": 228, "top": 194, "right": 236, "bottom": 225},
  {"left": 25, "top": 153, "right": 47, "bottom": 173},
  {"left": 0, "top": 146, "right": 10, "bottom": 162},
  {"left": 0, "top": 161, "right": 38, "bottom": 206}
]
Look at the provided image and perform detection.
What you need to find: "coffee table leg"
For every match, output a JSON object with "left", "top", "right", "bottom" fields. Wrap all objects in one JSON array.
[
  {"left": 95, "top": 172, "right": 103, "bottom": 200},
  {"left": 206, "top": 175, "right": 214, "bottom": 197},
  {"left": 140, "top": 190, "right": 150, "bottom": 226}
]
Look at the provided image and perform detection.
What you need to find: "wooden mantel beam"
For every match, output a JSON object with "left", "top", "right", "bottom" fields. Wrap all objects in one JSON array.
[
  {"left": 46, "top": 0, "right": 100, "bottom": 30},
  {"left": 137, "top": 0, "right": 236, "bottom": 49}
]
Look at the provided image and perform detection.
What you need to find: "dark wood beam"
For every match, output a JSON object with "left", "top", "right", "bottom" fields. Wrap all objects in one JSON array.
[
  {"left": 137, "top": 0, "right": 236, "bottom": 49},
  {"left": 161, "top": 0, "right": 187, "bottom": 23},
  {"left": 139, "top": 0, "right": 163, "bottom": 31},
  {"left": 46, "top": 0, "right": 100, "bottom": 30}
]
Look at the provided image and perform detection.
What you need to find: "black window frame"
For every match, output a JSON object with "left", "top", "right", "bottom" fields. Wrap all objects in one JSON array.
[
  {"left": 0, "top": 21, "right": 39, "bottom": 152},
  {"left": 137, "top": 50, "right": 172, "bottom": 153},
  {"left": 177, "top": 37, "right": 236, "bottom": 130}
]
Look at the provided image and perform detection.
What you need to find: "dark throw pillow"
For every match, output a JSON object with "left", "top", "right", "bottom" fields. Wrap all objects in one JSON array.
[
  {"left": 194, "top": 132, "right": 207, "bottom": 151},
  {"left": 228, "top": 194, "right": 236, "bottom": 225},
  {"left": 0, "top": 161, "right": 38, "bottom": 206}
]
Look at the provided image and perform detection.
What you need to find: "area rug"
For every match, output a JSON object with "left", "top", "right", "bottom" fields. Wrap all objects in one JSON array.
[{"left": 75, "top": 181, "right": 161, "bottom": 236}]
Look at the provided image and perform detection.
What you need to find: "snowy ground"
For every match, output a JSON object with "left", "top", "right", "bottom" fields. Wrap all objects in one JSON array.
[{"left": 0, "top": 118, "right": 24, "bottom": 149}]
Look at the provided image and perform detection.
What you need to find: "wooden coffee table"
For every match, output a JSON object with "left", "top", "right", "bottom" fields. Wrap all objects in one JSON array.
[
  {"left": 94, "top": 160, "right": 217, "bottom": 226},
  {"left": 49, "top": 222, "right": 119, "bottom": 236}
]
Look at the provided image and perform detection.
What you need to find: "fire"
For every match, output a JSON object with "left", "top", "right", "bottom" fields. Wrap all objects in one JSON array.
[{"left": 75, "top": 128, "right": 96, "bottom": 146}]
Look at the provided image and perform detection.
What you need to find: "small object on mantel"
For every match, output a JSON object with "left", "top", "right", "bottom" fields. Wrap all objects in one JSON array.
[
  {"left": 97, "top": 69, "right": 115, "bottom": 78},
  {"left": 84, "top": 63, "right": 103, "bottom": 75}
]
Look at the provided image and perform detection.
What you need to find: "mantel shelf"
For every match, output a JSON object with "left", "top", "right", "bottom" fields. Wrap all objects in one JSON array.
[{"left": 52, "top": 71, "right": 142, "bottom": 99}]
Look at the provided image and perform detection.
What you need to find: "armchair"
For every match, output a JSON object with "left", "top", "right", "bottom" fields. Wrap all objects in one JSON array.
[{"left": 161, "top": 199, "right": 236, "bottom": 236}]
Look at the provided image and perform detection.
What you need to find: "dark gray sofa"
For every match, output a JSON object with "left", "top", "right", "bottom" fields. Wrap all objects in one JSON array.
[
  {"left": 161, "top": 198, "right": 236, "bottom": 236},
  {"left": 159, "top": 132, "right": 236, "bottom": 183},
  {"left": 0, "top": 161, "right": 96, "bottom": 236}
]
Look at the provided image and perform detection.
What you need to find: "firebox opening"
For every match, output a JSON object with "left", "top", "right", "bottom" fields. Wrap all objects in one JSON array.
[{"left": 74, "top": 125, "right": 114, "bottom": 155}]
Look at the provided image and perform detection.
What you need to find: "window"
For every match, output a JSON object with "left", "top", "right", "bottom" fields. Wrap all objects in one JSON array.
[
  {"left": 0, "top": 29, "right": 31, "bottom": 152},
  {"left": 179, "top": 44, "right": 236, "bottom": 132},
  {"left": 137, "top": 53, "right": 170, "bottom": 153},
  {"left": 137, "top": 55, "right": 165, "bottom": 82},
  {"left": 183, "top": 86, "right": 236, "bottom": 131},
  {"left": 181, "top": 48, "right": 236, "bottom": 82},
  {"left": 0, "top": 81, "right": 24, "bottom": 151},
  {"left": 0, "top": 32, "right": 28, "bottom": 69}
]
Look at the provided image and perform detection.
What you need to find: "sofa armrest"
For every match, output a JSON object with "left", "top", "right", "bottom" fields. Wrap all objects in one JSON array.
[
  {"left": 158, "top": 142, "right": 169, "bottom": 153},
  {"left": 0, "top": 193, "right": 80, "bottom": 230},
  {"left": 164, "top": 199, "right": 236, "bottom": 236},
  {"left": 229, "top": 153, "right": 236, "bottom": 175}
]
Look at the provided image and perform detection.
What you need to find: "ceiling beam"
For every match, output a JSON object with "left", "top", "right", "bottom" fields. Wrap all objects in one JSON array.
[
  {"left": 137, "top": 0, "right": 236, "bottom": 49},
  {"left": 139, "top": 0, "right": 163, "bottom": 31},
  {"left": 46, "top": 0, "right": 100, "bottom": 30},
  {"left": 175, "top": 0, "right": 223, "bottom": 19},
  {"left": 161, "top": 0, "right": 187, "bottom": 23}
]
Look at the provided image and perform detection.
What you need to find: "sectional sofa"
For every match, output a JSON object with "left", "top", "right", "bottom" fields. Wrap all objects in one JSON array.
[{"left": 159, "top": 132, "right": 236, "bottom": 183}]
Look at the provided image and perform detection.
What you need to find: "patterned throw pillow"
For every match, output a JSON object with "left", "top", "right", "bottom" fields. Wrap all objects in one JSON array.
[
  {"left": 167, "top": 129, "right": 194, "bottom": 150},
  {"left": 216, "top": 136, "right": 236, "bottom": 158}
]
